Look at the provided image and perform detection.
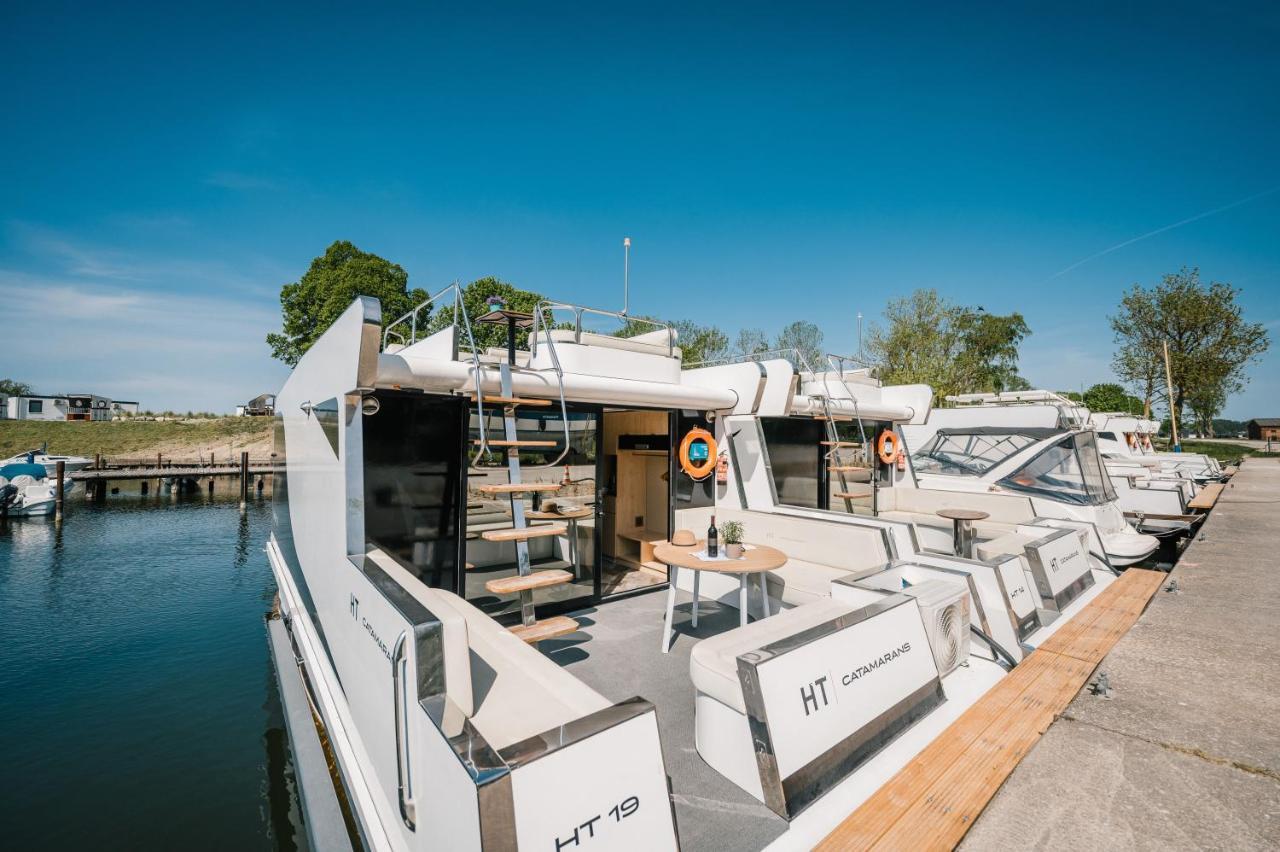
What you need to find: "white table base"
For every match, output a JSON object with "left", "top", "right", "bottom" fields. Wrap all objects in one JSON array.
[{"left": 662, "top": 566, "right": 773, "bottom": 653}]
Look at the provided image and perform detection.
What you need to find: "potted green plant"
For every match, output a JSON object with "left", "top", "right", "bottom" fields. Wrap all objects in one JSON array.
[{"left": 720, "top": 520, "right": 745, "bottom": 558}]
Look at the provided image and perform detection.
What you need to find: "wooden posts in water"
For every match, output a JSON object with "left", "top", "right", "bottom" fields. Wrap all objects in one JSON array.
[
  {"left": 94, "top": 453, "right": 102, "bottom": 470},
  {"left": 55, "top": 461, "right": 65, "bottom": 519},
  {"left": 239, "top": 451, "right": 249, "bottom": 505}
]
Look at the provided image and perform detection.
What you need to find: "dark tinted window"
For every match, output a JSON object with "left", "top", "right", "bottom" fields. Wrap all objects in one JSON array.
[
  {"left": 760, "top": 417, "right": 825, "bottom": 509},
  {"left": 362, "top": 391, "right": 464, "bottom": 590},
  {"left": 675, "top": 412, "right": 714, "bottom": 509}
]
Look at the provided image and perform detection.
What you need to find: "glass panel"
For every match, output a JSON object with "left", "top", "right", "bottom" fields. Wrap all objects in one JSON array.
[
  {"left": 362, "top": 391, "right": 463, "bottom": 589},
  {"left": 760, "top": 417, "right": 825, "bottom": 509},
  {"left": 466, "top": 404, "right": 599, "bottom": 617},
  {"left": 1075, "top": 431, "right": 1117, "bottom": 502},
  {"left": 912, "top": 431, "right": 1039, "bottom": 476},
  {"left": 827, "top": 420, "right": 890, "bottom": 516},
  {"left": 313, "top": 397, "right": 341, "bottom": 459},
  {"left": 998, "top": 434, "right": 1102, "bottom": 505}
]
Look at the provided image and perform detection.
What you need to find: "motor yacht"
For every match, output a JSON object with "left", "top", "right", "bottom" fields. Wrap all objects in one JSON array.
[
  {"left": 1089, "top": 412, "right": 1224, "bottom": 484},
  {"left": 0, "top": 462, "right": 58, "bottom": 516},
  {"left": 888, "top": 392, "right": 1159, "bottom": 566},
  {"left": 266, "top": 291, "right": 1121, "bottom": 851},
  {"left": 0, "top": 447, "right": 92, "bottom": 477}
]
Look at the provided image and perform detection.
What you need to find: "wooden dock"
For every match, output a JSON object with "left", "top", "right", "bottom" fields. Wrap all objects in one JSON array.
[
  {"left": 816, "top": 568, "right": 1167, "bottom": 852},
  {"left": 70, "top": 464, "right": 278, "bottom": 481}
]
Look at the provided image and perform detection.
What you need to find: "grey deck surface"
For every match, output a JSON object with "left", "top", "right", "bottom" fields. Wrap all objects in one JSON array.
[
  {"left": 539, "top": 588, "right": 789, "bottom": 851},
  {"left": 962, "top": 458, "right": 1280, "bottom": 851}
]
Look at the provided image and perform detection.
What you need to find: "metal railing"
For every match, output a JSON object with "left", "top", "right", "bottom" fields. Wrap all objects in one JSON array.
[
  {"left": 527, "top": 302, "right": 677, "bottom": 358},
  {"left": 381, "top": 283, "right": 492, "bottom": 457}
]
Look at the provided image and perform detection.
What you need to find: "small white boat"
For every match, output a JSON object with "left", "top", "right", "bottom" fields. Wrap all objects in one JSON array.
[
  {"left": 1, "top": 448, "right": 92, "bottom": 477},
  {"left": 0, "top": 463, "right": 57, "bottom": 517}
]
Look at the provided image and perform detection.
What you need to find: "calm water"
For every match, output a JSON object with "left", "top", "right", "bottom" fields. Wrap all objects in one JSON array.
[{"left": 0, "top": 491, "right": 302, "bottom": 851}]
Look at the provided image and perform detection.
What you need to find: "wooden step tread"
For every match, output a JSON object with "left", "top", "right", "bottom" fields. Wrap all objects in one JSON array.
[
  {"left": 820, "top": 440, "right": 860, "bottom": 447},
  {"left": 815, "top": 568, "right": 1165, "bottom": 851},
  {"left": 481, "top": 524, "right": 568, "bottom": 542},
  {"left": 833, "top": 490, "right": 872, "bottom": 500},
  {"left": 828, "top": 465, "right": 871, "bottom": 472},
  {"left": 485, "top": 569, "right": 573, "bottom": 595},
  {"left": 814, "top": 415, "right": 853, "bottom": 421},
  {"left": 474, "top": 482, "right": 562, "bottom": 494},
  {"left": 475, "top": 439, "right": 558, "bottom": 447},
  {"left": 510, "top": 616, "right": 580, "bottom": 644},
  {"left": 471, "top": 394, "right": 553, "bottom": 407}
]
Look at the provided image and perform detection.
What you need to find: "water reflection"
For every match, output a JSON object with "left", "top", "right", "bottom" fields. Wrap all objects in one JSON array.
[{"left": 0, "top": 489, "right": 303, "bottom": 849}]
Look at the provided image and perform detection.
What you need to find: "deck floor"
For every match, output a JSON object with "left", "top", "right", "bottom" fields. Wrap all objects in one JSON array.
[
  {"left": 539, "top": 588, "right": 791, "bottom": 851},
  {"left": 816, "top": 567, "right": 1167, "bottom": 851}
]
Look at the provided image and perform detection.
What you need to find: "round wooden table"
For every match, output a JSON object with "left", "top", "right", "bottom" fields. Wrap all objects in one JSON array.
[
  {"left": 652, "top": 539, "right": 787, "bottom": 653},
  {"left": 936, "top": 508, "right": 990, "bottom": 559},
  {"left": 526, "top": 507, "right": 593, "bottom": 579}
]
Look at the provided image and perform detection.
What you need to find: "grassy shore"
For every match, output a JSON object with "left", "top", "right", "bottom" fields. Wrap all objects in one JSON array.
[
  {"left": 1172, "top": 440, "right": 1280, "bottom": 463},
  {"left": 0, "top": 418, "right": 274, "bottom": 460}
]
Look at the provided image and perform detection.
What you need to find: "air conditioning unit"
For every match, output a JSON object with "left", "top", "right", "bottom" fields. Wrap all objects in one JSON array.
[{"left": 905, "top": 579, "right": 971, "bottom": 676}]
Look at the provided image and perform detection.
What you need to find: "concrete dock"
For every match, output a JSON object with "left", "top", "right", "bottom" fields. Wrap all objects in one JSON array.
[{"left": 961, "top": 458, "right": 1280, "bottom": 851}]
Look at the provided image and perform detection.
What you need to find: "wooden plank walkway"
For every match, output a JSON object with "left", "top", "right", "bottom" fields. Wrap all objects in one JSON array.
[
  {"left": 816, "top": 568, "right": 1167, "bottom": 852},
  {"left": 1187, "top": 482, "right": 1224, "bottom": 511},
  {"left": 71, "top": 465, "right": 279, "bottom": 481}
]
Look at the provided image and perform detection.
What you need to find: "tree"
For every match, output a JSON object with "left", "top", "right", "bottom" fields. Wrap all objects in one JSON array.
[
  {"left": 1082, "top": 382, "right": 1141, "bottom": 414},
  {"left": 866, "top": 289, "right": 1032, "bottom": 399},
  {"left": 267, "top": 241, "right": 427, "bottom": 366},
  {"left": 954, "top": 309, "right": 1031, "bottom": 393},
  {"left": 734, "top": 328, "right": 771, "bottom": 357},
  {"left": 775, "top": 320, "right": 825, "bottom": 370},
  {"left": 432, "top": 277, "right": 551, "bottom": 351},
  {"left": 1111, "top": 267, "right": 1270, "bottom": 432},
  {"left": 0, "top": 379, "right": 33, "bottom": 396},
  {"left": 672, "top": 320, "right": 731, "bottom": 365}
]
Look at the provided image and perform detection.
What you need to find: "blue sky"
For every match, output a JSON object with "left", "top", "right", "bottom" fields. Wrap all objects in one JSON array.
[{"left": 3, "top": 2, "right": 1278, "bottom": 417}]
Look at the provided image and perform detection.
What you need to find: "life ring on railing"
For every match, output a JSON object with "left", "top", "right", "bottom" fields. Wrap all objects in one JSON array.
[
  {"left": 877, "top": 430, "right": 900, "bottom": 465},
  {"left": 679, "top": 427, "right": 717, "bottom": 479}
]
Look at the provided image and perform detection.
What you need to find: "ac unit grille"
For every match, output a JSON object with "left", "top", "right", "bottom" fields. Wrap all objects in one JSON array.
[{"left": 905, "top": 579, "right": 972, "bottom": 677}]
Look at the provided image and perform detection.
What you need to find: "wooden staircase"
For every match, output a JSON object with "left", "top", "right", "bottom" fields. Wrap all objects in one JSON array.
[{"left": 473, "top": 314, "right": 580, "bottom": 644}]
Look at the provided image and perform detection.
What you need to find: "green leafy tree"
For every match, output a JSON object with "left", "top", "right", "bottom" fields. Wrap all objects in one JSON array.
[
  {"left": 954, "top": 309, "right": 1031, "bottom": 393},
  {"left": 673, "top": 320, "right": 731, "bottom": 365},
  {"left": 1110, "top": 267, "right": 1270, "bottom": 433},
  {"left": 775, "top": 320, "right": 825, "bottom": 370},
  {"left": 0, "top": 379, "right": 33, "bottom": 396},
  {"left": 867, "top": 289, "right": 1031, "bottom": 399},
  {"left": 431, "top": 277, "right": 551, "bottom": 351},
  {"left": 267, "top": 241, "right": 427, "bottom": 366},
  {"left": 734, "top": 328, "right": 771, "bottom": 357},
  {"left": 1082, "top": 382, "right": 1141, "bottom": 414}
]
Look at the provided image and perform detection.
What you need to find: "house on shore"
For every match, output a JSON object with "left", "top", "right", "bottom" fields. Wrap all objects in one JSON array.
[
  {"left": 2, "top": 393, "right": 140, "bottom": 421},
  {"left": 1247, "top": 418, "right": 1280, "bottom": 442}
]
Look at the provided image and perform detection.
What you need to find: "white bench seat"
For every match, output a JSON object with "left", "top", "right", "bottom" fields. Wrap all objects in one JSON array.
[{"left": 690, "top": 598, "right": 854, "bottom": 713}]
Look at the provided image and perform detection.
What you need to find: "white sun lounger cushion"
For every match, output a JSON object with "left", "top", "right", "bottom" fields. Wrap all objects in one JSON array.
[{"left": 689, "top": 598, "right": 855, "bottom": 714}]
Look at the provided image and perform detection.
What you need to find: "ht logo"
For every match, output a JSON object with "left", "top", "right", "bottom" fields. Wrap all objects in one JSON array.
[
  {"left": 349, "top": 593, "right": 359, "bottom": 619},
  {"left": 800, "top": 675, "right": 831, "bottom": 716}
]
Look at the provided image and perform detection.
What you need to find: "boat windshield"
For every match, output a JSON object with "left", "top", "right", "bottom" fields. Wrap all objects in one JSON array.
[
  {"left": 911, "top": 431, "right": 1041, "bottom": 477},
  {"left": 997, "top": 431, "right": 1118, "bottom": 505}
]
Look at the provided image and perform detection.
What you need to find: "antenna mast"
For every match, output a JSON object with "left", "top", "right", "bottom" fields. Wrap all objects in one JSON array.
[{"left": 622, "top": 236, "right": 631, "bottom": 316}]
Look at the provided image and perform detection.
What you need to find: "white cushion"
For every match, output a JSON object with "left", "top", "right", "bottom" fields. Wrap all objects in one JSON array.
[
  {"left": 976, "top": 533, "right": 1033, "bottom": 561},
  {"left": 764, "top": 559, "right": 859, "bottom": 606},
  {"left": 547, "top": 328, "right": 682, "bottom": 359},
  {"left": 690, "top": 598, "right": 856, "bottom": 713}
]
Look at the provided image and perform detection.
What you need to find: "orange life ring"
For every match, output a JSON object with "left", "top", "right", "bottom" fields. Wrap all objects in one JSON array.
[
  {"left": 679, "top": 427, "right": 717, "bottom": 479},
  {"left": 877, "top": 430, "right": 899, "bottom": 465}
]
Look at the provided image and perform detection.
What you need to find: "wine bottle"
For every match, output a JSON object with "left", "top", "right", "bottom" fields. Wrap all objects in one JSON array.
[{"left": 707, "top": 514, "right": 718, "bottom": 558}]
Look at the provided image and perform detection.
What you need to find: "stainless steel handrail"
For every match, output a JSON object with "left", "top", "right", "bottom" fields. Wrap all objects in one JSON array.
[
  {"left": 528, "top": 301, "right": 676, "bottom": 357},
  {"left": 381, "top": 283, "right": 491, "bottom": 458},
  {"left": 391, "top": 631, "right": 417, "bottom": 830}
]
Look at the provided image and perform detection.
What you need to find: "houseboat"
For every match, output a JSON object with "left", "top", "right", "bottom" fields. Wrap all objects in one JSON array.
[{"left": 266, "top": 291, "right": 1118, "bottom": 851}]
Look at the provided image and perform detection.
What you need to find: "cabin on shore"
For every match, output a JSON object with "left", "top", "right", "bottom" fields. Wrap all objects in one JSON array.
[
  {"left": 1247, "top": 418, "right": 1280, "bottom": 441},
  {"left": 2, "top": 393, "right": 140, "bottom": 422}
]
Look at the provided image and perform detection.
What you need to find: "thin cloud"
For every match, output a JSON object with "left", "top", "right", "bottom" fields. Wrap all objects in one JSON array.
[{"left": 1046, "top": 185, "right": 1280, "bottom": 281}]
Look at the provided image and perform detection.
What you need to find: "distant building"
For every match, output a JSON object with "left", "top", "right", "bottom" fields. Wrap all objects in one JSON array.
[
  {"left": 236, "top": 393, "right": 276, "bottom": 417},
  {"left": 3, "top": 392, "right": 140, "bottom": 422},
  {"left": 1247, "top": 418, "right": 1280, "bottom": 441}
]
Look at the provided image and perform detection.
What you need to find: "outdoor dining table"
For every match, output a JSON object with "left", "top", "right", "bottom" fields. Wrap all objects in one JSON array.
[{"left": 652, "top": 539, "right": 787, "bottom": 653}]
